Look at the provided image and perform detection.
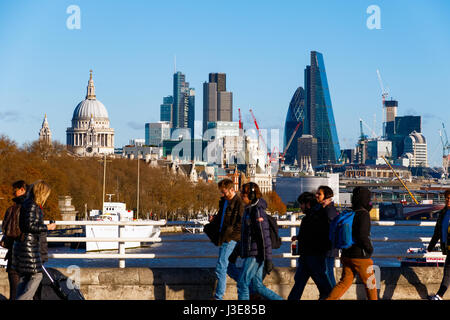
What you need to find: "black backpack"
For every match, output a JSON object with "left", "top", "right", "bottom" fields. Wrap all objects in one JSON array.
[{"left": 266, "top": 214, "right": 282, "bottom": 249}]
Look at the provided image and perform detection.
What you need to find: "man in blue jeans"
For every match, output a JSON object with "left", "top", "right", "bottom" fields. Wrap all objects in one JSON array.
[{"left": 209, "top": 179, "right": 244, "bottom": 300}]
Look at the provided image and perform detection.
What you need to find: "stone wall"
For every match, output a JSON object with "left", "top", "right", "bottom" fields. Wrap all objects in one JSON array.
[{"left": 0, "top": 267, "right": 445, "bottom": 300}]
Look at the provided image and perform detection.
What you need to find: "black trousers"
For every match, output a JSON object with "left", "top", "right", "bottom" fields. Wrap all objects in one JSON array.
[
  {"left": 437, "top": 255, "right": 450, "bottom": 297},
  {"left": 7, "top": 266, "right": 20, "bottom": 300}
]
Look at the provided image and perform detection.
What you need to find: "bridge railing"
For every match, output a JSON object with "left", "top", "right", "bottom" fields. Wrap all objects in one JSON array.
[{"left": 0, "top": 218, "right": 441, "bottom": 268}]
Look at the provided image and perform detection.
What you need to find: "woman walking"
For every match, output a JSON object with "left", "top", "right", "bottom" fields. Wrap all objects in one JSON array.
[{"left": 11, "top": 181, "right": 56, "bottom": 300}]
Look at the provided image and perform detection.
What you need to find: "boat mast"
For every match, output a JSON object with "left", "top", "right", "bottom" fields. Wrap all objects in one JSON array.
[{"left": 381, "top": 155, "right": 419, "bottom": 204}]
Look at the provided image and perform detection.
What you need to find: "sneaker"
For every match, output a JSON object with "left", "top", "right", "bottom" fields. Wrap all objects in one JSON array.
[{"left": 427, "top": 294, "right": 443, "bottom": 300}]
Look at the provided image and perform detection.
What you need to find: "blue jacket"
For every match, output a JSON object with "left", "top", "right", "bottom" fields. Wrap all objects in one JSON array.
[{"left": 239, "top": 198, "right": 272, "bottom": 262}]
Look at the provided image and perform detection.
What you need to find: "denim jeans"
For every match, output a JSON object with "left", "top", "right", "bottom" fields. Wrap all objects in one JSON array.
[
  {"left": 16, "top": 273, "right": 43, "bottom": 300},
  {"left": 237, "top": 257, "right": 283, "bottom": 300},
  {"left": 288, "top": 255, "right": 332, "bottom": 300},
  {"left": 214, "top": 240, "right": 237, "bottom": 300},
  {"left": 325, "top": 256, "right": 336, "bottom": 288}
]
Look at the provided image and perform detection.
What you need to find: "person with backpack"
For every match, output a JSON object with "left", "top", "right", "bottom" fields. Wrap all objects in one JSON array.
[
  {"left": 316, "top": 186, "right": 339, "bottom": 287},
  {"left": 11, "top": 180, "right": 56, "bottom": 300},
  {"left": 208, "top": 178, "right": 244, "bottom": 300},
  {"left": 0, "top": 180, "right": 28, "bottom": 300},
  {"left": 288, "top": 192, "right": 333, "bottom": 300},
  {"left": 426, "top": 189, "right": 450, "bottom": 300},
  {"left": 325, "top": 186, "right": 377, "bottom": 300},
  {"left": 236, "top": 182, "right": 283, "bottom": 300}
]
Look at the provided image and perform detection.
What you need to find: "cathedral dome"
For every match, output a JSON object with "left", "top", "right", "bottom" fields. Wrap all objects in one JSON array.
[
  {"left": 71, "top": 70, "right": 109, "bottom": 121},
  {"left": 72, "top": 99, "right": 109, "bottom": 120}
]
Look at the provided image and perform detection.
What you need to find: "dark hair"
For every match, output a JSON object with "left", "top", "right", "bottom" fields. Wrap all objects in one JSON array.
[
  {"left": 241, "top": 182, "right": 262, "bottom": 202},
  {"left": 218, "top": 179, "right": 234, "bottom": 190},
  {"left": 445, "top": 189, "right": 450, "bottom": 198},
  {"left": 297, "top": 192, "right": 317, "bottom": 206},
  {"left": 318, "top": 185, "right": 333, "bottom": 199},
  {"left": 12, "top": 180, "right": 28, "bottom": 190}
]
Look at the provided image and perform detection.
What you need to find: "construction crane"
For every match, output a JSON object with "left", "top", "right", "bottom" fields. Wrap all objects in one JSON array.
[
  {"left": 376, "top": 69, "right": 389, "bottom": 107},
  {"left": 280, "top": 120, "right": 302, "bottom": 165},
  {"left": 249, "top": 108, "right": 269, "bottom": 154},
  {"left": 440, "top": 122, "right": 450, "bottom": 178},
  {"left": 381, "top": 156, "right": 419, "bottom": 205},
  {"left": 359, "top": 118, "right": 378, "bottom": 139},
  {"left": 238, "top": 108, "right": 243, "bottom": 130}
]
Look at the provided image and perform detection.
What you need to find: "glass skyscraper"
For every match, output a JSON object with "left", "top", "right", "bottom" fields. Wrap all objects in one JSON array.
[
  {"left": 160, "top": 95, "right": 173, "bottom": 124},
  {"left": 283, "top": 86, "right": 306, "bottom": 164},
  {"left": 284, "top": 51, "right": 340, "bottom": 166},
  {"left": 306, "top": 51, "right": 340, "bottom": 164},
  {"left": 173, "top": 72, "right": 195, "bottom": 138}
]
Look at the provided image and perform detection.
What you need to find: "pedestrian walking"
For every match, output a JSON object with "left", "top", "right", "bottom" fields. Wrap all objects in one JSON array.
[
  {"left": 288, "top": 192, "right": 333, "bottom": 300},
  {"left": 427, "top": 189, "right": 450, "bottom": 300},
  {"left": 0, "top": 180, "right": 28, "bottom": 300},
  {"left": 209, "top": 179, "right": 245, "bottom": 300},
  {"left": 325, "top": 186, "right": 378, "bottom": 300},
  {"left": 316, "top": 186, "right": 339, "bottom": 287},
  {"left": 11, "top": 180, "right": 56, "bottom": 300},
  {"left": 236, "top": 182, "right": 283, "bottom": 300}
]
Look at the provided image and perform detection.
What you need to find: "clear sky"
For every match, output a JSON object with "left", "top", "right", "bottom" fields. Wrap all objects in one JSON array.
[{"left": 0, "top": 0, "right": 449, "bottom": 167}]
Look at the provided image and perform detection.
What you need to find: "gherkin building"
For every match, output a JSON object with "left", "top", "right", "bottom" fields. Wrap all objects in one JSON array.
[{"left": 283, "top": 86, "right": 306, "bottom": 164}]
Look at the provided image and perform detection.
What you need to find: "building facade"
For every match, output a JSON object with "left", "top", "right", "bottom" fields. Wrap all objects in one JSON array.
[
  {"left": 145, "top": 121, "right": 171, "bottom": 146},
  {"left": 66, "top": 70, "right": 115, "bottom": 156},
  {"left": 160, "top": 96, "right": 173, "bottom": 124},
  {"left": 403, "top": 131, "right": 428, "bottom": 167}
]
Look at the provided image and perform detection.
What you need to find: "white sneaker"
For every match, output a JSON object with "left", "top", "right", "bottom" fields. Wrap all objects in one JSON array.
[{"left": 428, "top": 294, "right": 443, "bottom": 300}]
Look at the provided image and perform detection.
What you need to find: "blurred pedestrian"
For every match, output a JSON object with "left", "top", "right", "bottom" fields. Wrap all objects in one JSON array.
[{"left": 427, "top": 189, "right": 450, "bottom": 300}]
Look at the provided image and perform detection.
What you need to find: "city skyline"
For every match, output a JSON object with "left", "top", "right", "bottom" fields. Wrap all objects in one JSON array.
[{"left": 0, "top": 0, "right": 449, "bottom": 167}]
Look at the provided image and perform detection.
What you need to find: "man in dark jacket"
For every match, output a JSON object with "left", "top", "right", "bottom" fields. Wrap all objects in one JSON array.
[
  {"left": 427, "top": 189, "right": 450, "bottom": 300},
  {"left": 316, "top": 185, "right": 339, "bottom": 287},
  {"left": 288, "top": 192, "right": 332, "bottom": 300},
  {"left": 236, "top": 182, "right": 283, "bottom": 300},
  {"left": 210, "top": 178, "right": 244, "bottom": 300},
  {"left": 326, "top": 186, "right": 378, "bottom": 300},
  {"left": 0, "top": 180, "right": 28, "bottom": 300}
]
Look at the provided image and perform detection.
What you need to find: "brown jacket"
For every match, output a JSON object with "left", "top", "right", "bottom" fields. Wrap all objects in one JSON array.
[{"left": 212, "top": 194, "right": 245, "bottom": 246}]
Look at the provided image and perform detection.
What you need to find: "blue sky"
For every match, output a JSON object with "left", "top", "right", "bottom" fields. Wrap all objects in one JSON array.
[{"left": 0, "top": 0, "right": 449, "bottom": 167}]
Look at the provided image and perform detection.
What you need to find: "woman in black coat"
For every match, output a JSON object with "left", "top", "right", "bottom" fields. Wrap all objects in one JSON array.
[{"left": 11, "top": 181, "right": 56, "bottom": 300}]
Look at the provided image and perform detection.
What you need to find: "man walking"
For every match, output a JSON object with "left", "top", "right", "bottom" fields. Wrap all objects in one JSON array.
[
  {"left": 288, "top": 192, "right": 333, "bottom": 300},
  {"left": 210, "top": 179, "right": 244, "bottom": 300},
  {"left": 325, "top": 186, "right": 378, "bottom": 300}
]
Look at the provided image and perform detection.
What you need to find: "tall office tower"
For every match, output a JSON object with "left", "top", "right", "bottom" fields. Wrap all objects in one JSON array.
[
  {"left": 297, "top": 135, "right": 318, "bottom": 168},
  {"left": 384, "top": 99, "right": 398, "bottom": 136},
  {"left": 305, "top": 51, "right": 341, "bottom": 164},
  {"left": 283, "top": 87, "right": 306, "bottom": 164},
  {"left": 209, "top": 73, "right": 226, "bottom": 92},
  {"left": 173, "top": 72, "right": 195, "bottom": 138},
  {"left": 160, "top": 96, "right": 174, "bottom": 124},
  {"left": 203, "top": 82, "right": 217, "bottom": 135},
  {"left": 203, "top": 73, "right": 233, "bottom": 133}
]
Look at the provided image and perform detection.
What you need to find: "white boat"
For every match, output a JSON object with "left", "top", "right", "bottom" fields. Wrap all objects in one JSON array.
[
  {"left": 400, "top": 245, "right": 446, "bottom": 266},
  {"left": 86, "top": 202, "right": 162, "bottom": 251}
]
